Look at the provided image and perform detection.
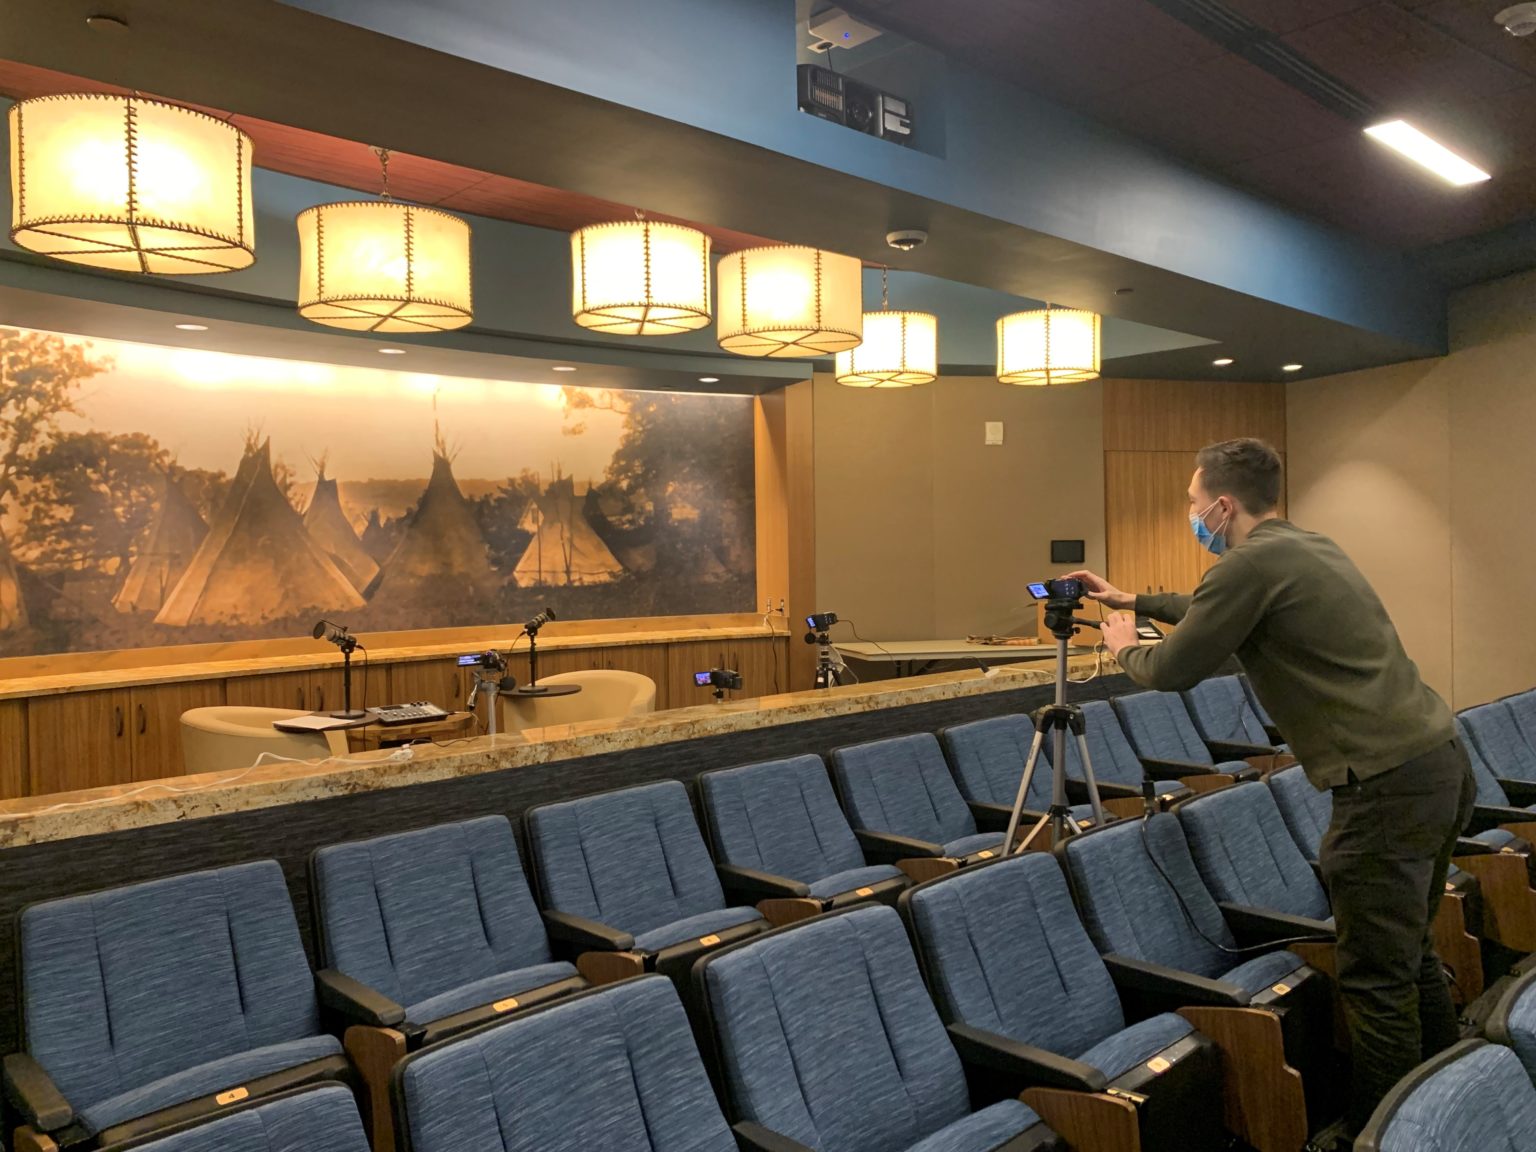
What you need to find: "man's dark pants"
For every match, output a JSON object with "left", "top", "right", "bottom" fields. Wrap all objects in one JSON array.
[{"left": 1319, "top": 738, "right": 1477, "bottom": 1134}]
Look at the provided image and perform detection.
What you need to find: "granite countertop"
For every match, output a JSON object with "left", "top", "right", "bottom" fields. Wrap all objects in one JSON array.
[
  {"left": 0, "top": 654, "right": 1115, "bottom": 847},
  {"left": 0, "top": 624, "right": 790, "bottom": 700}
]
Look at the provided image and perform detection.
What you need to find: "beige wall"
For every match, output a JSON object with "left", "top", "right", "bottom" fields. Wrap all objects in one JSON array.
[
  {"left": 1288, "top": 269, "right": 1536, "bottom": 709},
  {"left": 812, "top": 372, "right": 1106, "bottom": 640}
]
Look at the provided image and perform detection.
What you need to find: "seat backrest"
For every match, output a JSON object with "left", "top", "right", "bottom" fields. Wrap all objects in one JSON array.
[
  {"left": 1240, "top": 675, "right": 1274, "bottom": 727},
  {"left": 1175, "top": 783, "right": 1330, "bottom": 920},
  {"left": 830, "top": 734, "right": 978, "bottom": 845},
  {"left": 1182, "top": 676, "right": 1270, "bottom": 746},
  {"left": 397, "top": 976, "right": 735, "bottom": 1152},
  {"left": 500, "top": 669, "right": 658, "bottom": 733},
  {"left": 136, "top": 1085, "right": 369, "bottom": 1152},
  {"left": 699, "top": 755, "right": 866, "bottom": 884},
  {"left": 1046, "top": 700, "right": 1146, "bottom": 789},
  {"left": 1456, "top": 715, "right": 1511, "bottom": 806},
  {"left": 905, "top": 854, "right": 1125, "bottom": 1058},
  {"left": 1266, "top": 765, "right": 1331, "bottom": 860},
  {"left": 1461, "top": 702, "right": 1536, "bottom": 782},
  {"left": 1363, "top": 1041, "right": 1536, "bottom": 1152},
  {"left": 1508, "top": 691, "right": 1536, "bottom": 757},
  {"left": 1059, "top": 814, "right": 1237, "bottom": 980},
  {"left": 526, "top": 780, "right": 726, "bottom": 936},
  {"left": 938, "top": 715, "right": 1050, "bottom": 810},
  {"left": 312, "top": 815, "right": 552, "bottom": 1011},
  {"left": 698, "top": 905, "right": 972, "bottom": 1152},
  {"left": 20, "top": 861, "right": 320, "bottom": 1112},
  {"left": 1112, "top": 691, "right": 1212, "bottom": 765},
  {"left": 180, "top": 707, "right": 336, "bottom": 772}
]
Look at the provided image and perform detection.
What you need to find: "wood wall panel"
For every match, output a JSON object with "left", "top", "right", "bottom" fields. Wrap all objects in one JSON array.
[
  {"left": 755, "top": 392, "right": 790, "bottom": 618},
  {"left": 784, "top": 381, "right": 818, "bottom": 691},
  {"left": 0, "top": 700, "right": 26, "bottom": 799},
  {"left": 1103, "top": 379, "right": 1287, "bottom": 453},
  {"left": 226, "top": 671, "right": 313, "bottom": 712}
]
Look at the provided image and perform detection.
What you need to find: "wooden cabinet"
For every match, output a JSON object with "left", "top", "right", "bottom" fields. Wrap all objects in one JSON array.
[
  {"left": 226, "top": 670, "right": 313, "bottom": 711},
  {"left": 129, "top": 679, "right": 226, "bottom": 781},
  {"left": 1, "top": 699, "right": 28, "bottom": 799},
  {"left": 27, "top": 690, "right": 134, "bottom": 794},
  {"left": 388, "top": 659, "right": 469, "bottom": 711},
  {"left": 665, "top": 637, "right": 784, "bottom": 708}
]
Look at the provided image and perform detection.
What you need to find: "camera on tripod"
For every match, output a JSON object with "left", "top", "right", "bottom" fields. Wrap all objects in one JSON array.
[
  {"left": 1027, "top": 579, "right": 1087, "bottom": 639},
  {"left": 693, "top": 669, "right": 743, "bottom": 691},
  {"left": 805, "top": 612, "right": 839, "bottom": 631},
  {"left": 457, "top": 650, "right": 508, "bottom": 672}
]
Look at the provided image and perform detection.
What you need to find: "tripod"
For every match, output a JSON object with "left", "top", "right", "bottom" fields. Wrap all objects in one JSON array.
[
  {"left": 1002, "top": 605, "right": 1106, "bottom": 854},
  {"left": 806, "top": 628, "right": 844, "bottom": 689}
]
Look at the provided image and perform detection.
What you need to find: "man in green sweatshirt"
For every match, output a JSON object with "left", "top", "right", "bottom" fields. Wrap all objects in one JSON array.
[{"left": 1070, "top": 437, "right": 1474, "bottom": 1138}]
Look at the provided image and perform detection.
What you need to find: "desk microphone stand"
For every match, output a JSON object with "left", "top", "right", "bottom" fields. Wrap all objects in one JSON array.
[
  {"left": 331, "top": 635, "right": 366, "bottom": 720},
  {"left": 509, "top": 621, "right": 582, "bottom": 698}
]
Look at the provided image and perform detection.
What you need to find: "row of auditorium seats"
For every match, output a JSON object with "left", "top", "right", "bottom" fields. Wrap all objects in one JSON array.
[{"left": 6, "top": 678, "right": 1536, "bottom": 1152}]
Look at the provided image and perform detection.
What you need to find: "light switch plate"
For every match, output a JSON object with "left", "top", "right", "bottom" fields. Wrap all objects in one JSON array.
[{"left": 984, "top": 421, "right": 1004, "bottom": 446}]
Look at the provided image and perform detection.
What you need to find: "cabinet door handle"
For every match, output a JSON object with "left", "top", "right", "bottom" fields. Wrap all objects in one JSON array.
[
  {"left": 316, "top": 685, "right": 325, "bottom": 712},
  {"left": 137, "top": 703, "right": 147, "bottom": 735},
  {"left": 298, "top": 687, "right": 306, "bottom": 710},
  {"left": 115, "top": 706, "right": 124, "bottom": 738}
]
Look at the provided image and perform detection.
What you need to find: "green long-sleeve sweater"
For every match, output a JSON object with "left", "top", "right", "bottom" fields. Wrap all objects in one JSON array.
[{"left": 1117, "top": 519, "right": 1452, "bottom": 790}]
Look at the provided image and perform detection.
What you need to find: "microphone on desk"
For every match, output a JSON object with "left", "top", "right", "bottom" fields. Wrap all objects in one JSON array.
[
  {"left": 312, "top": 619, "right": 355, "bottom": 647},
  {"left": 524, "top": 607, "right": 557, "bottom": 635}
]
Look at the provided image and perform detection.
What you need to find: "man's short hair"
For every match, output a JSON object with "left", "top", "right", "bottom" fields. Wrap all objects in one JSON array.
[{"left": 1196, "top": 438, "right": 1282, "bottom": 514}]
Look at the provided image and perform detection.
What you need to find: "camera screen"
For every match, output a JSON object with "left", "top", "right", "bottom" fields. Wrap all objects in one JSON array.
[
  {"left": 456, "top": 653, "right": 482, "bottom": 667},
  {"left": 1026, "top": 582, "right": 1050, "bottom": 601},
  {"left": 694, "top": 671, "right": 713, "bottom": 687}
]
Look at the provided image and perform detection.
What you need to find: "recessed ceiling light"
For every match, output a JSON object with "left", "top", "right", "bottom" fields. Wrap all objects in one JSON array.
[
  {"left": 174, "top": 322, "right": 209, "bottom": 331},
  {"left": 1114, "top": 287, "right": 1134, "bottom": 296},
  {"left": 1212, "top": 357, "right": 1234, "bottom": 367},
  {"left": 1282, "top": 363, "right": 1304, "bottom": 372},
  {"left": 85, "top": 14, "right": 129, "bottom": 33},
  {"left": 378, "top": 348, "right": 406, "bottom": 355},
  {"left": 552, "top": 365, "right": 576, "bottom": 372},
  {"left": 1364, "top": 121, "right": 1490, "bottom": 186},
  {"left": 698, "top": 376, "right": 720, "bottom": 383}
]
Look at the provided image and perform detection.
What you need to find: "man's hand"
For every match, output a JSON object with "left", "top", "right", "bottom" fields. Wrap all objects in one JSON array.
[
  {"left": 1065, "top": 570, "right": 1135, "bottom": 612},
  {"left": 1100, "top": 612, "right": 1140, "bottom": 659}
]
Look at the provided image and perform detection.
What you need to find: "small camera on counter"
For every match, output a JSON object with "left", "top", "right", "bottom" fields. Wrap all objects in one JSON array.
[
  {"left": 694, "top": 668, "right": 744, "bottom": 691},
  {"left": 457, "top": 650, "right": 507, "bottom": 672},
  {"left": 1026, "top": 579, "right": 1084, "bottom": 603},
  {"left": 805, "top": 611, "right": 839, "bottom": 631}
]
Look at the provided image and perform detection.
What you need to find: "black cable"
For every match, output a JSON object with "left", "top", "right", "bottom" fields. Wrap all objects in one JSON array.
[
  {"left": 357, "top": 643, "right": 369, "bottom": 713},
  {"left": 836, "top": 617, "right": 894, "bottom": 660},
  {"left": 764, "top": 613, "right": 781, "bottom": 694},
  {"left": 1137, "top": 812, "right": 1332, "bottom": 957}
]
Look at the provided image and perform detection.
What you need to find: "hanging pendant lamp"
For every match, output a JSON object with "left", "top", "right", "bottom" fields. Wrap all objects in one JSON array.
[
  {"left": 8, "top": 93, "right": 255, "bottom": 274},
  {"left": 996, "top": 303, "right": 1101, "bottom": 385},
  {"left": 835, "top": 267, "right": 937, "bottom": 387},
  {"left": 296, "top": 147, "right": 473, "bottom": 333},
  {"left": 571, "top": 216, "right": 712, "bottom": 335},
  {"left": 717, "top": 245, "right": 862, "bottom": 358}
]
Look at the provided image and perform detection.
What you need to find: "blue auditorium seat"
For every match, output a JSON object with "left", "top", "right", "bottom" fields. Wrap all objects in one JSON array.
[
  {"left": 3, "top": 862, "right": 348, "bottom": 1149},
  {"left": 1181, "top": 675, "right": 1288, "bottom": 753},
  {"left": 525, "top": 780, "right": 767, "bottom": 982},
  {"left": 1111, "top": 690, "right": 1263, "bottom": 786},
  {"left": 1042, "top": 699, "right": 1191, "bottom": 806},
  {"left": 829, "top": 734, "right": 1005, "bottom": 873},
  {"left": 1355, "top": 1040, "right": 1536, "bottom": 1152},
  {"left": 694, "top": 905, "right": 1063, "bottom": 1152},
  {"left": 698, "top": 755, "right": 907, "bottom": 922},
  {"left": 901, "top": 854, "right": 1225, "bottom": 1152},
  {"left": 1461, "top": 700, "right": 1536, "bottom": 782},
  {"left": 937, "top": 715, "right": 1103, "bottom": 830},
  {"left": 394, "top": 976, "right": 736, "bottom": 1152},
  {"left": 1240, "top": 674, "right": 1275, "bottom": 728},
  {"left": 1266, "top": 764, "right": 1331, "bottom": 860},
  {"left": 123, "top": 1086, "right": 369, "bottom": 1152},
  {"left": 1487, "top": 966, "right": 1536, "bottom": 1083}
]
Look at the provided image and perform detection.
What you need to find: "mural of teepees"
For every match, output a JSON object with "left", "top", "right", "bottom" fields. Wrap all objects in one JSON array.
[
  {"left": 302, "top": 456, "right": 379, "bottom": 594},
  {"left": 155, "top": 437, "right": 365, "bottom": 627},
  {"left": 510, "top": 473, "right": 625, "bottom": 588},
  {"left": 369, "top": 440, "right": 499, "bottom": 602},
  {"left": 112, "top": 470, "right": 209, "bottom": 614}
]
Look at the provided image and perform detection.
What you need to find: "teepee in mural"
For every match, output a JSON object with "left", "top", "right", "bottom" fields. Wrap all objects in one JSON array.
[
  {"left": 510, "top": 477, "right": 625, "bottom": 588},
  {"left": 302, "top": 460, "right": 379, "bottom": 594},
  {"left": 155, "top": 438, "right": 364, "bottom": 626},
  {"left": 113, "top": 472, "right": 209, "bottom": 615},
  {"left": 371, "top": 447, "right": 497, "bottom": 600},
  {"left": 0, "top": 531, "right": 27, "bottom": 632}
]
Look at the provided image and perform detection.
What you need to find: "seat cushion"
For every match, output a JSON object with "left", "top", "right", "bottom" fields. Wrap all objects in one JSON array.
[
  {"left": 902, "top": 1099, "right": 1044, "bottom": 1152},
  {"left": 1472, "top": 828, "right": 1519, "bottom": 851},
  {"left": 77, "top": 1035, "right": 343, "bottom": 1136},
  {"left": 942, "top": 832, "right": 1006, "bottom": 858},
  {"left": 404, "top": 961, "right": 579, "bottom": 1025},
  {"left": 632, "top": 906, "right": 763, "bottom": 953},
  {"left": 127, "top": 1085, "right": 368, "bottom": 1152},
  {"left": 1375, "top": 1043, "right": 1536, "bottom": 1152},
  {"left": 1074, "top": 1013, "right": 1194, "bottom": 1081},
  {"left": 1218, "top": 950, "right": 1308, "bottom": 999},
  {"left": 807, "top": 864, "right": 905, "bottom": 900}
]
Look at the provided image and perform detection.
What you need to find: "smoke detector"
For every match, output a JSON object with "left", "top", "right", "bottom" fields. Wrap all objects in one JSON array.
[
  {"left": 1497, "top": 3, "right": 1536, "bottom": 36},
  {"left": 807, "top": 6, "right": 883, "bottom": 52},
  {"left": 885, "top": 229, "right": 928, "bottom": 252}
]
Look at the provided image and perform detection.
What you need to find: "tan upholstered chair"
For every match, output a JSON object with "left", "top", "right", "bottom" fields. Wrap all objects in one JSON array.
[
  {"left": 180, "top": 706, "right": 349, "bottom": 773},
  {"left": 498, "top": 669, "right": 657, "bottom": 733}
]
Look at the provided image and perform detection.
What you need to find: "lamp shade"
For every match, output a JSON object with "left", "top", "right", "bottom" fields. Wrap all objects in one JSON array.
[
  {"left": 717, "top": 245, "right": 862, "bottom": 357},
  {"left": 8, "top": 94, "right": 254, "bottom": 274},
  {"left": 571, "top": 220, "right": 712, "bottom": 335},
  {"left": 296, "top": 201, "right": 473, "bottom": 333},
  {"left": 834, "top": 310, "right": 937, "bottom": 387},
  {"left": 996, "top": 307, "right": 1101, "bottom": 385}
]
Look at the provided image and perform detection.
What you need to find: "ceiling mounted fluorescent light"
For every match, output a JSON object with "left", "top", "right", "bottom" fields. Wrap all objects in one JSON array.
[{"left": 1364, "top": 121, "right": 1490, "bottom": 186}]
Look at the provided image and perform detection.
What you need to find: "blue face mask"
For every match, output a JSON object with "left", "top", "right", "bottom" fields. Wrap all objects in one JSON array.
[{"left": 1190, "top": 500, "right": 1231, "bottom": 556}]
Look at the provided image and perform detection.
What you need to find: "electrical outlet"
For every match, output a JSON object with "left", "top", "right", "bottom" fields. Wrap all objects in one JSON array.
[{"left": 985, "top": 421, "right": 1004, "bottom": 446}]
